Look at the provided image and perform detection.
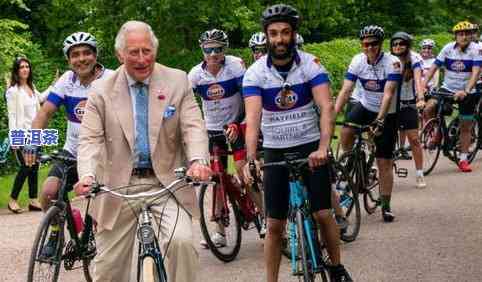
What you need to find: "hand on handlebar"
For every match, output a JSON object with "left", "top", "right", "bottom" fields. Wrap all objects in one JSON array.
[
  {"left": 243, "top": 159, "right": 261, "bottom": 185},
  {"left": 369, "top": 119, "right": 384, "bottom": 137},
  {"left": 224, "top": 123, "right": 239, "bottom": 143},
  {"left": 74, "top": 175, "right": 95, "bottom": 196},
  {"left": 453, "top": 90, "right": 467, "bottom": 101},
  {"left": 187, "top": 161, "right": 213, "bottom": 181},
  {"left": 308, "top": 148, "right": 328, "bottom": 169}
]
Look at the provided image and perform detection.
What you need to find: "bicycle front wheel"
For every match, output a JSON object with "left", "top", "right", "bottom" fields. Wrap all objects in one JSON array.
[
  {"left": 448, "top": 116, "right": 481, "bottom": 163},
  {"left": 140, "top": 256, "right": 166, "bottom": 282},
  {"left": 199, "top": 183, "right": 242, "bottom": 262},
  {"left": 420, "top": 118, "right": 442, "bottom": 175},
  {"left": 27, "top": 206, "right": 65, "bottom": 282}
]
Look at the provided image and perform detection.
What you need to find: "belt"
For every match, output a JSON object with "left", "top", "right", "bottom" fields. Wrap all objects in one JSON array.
[{"left": 131, "top": 167, "right": 155, "bottom": 178}]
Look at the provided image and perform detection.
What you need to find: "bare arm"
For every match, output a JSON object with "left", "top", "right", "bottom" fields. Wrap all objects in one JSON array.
[
  {"left": 31, "top": 101, "right": 58, "bottom": 129},
  {"left": 465, "top": 66, "right": 481, "bottom": 93},
  {"left": 313, "top": 83, "right": 334, "bottom": 152},
  {"left": 377, "top": 80, "right": 398, "bottom": 120},
  {"left": 422, "top": 64, "right": 439, "bottom": 89},
  {"left": 413, "top": 68, "right": 424, "bottom": 100},
  {"left": 244, "top": 96, "right": 262, "bottom": 161},
  {"left": 334, "top": 79, "right": 355, "bottom": 115}
]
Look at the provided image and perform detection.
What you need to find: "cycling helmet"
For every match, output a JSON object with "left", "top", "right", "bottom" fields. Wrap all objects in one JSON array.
[
  {"left": 359, "top": 25, "right": 385, "bottom": 40},
  {"left": 63, "top": 32, "right": 97, "bottom": 57},
  {"left": 452, "top": 21, "right": 473, "bottom": 33},
  {"left": 420, "top": 38, "right": 436, "bottom": 48},
  {"left": 261, "top": 4, "right": 300, "bottom": 30},
  {"left": 391, "top": 31, "right": 413, "bottom": 47},
  {"left": 249, "top": 32, "right": 267, "bottom": 48},
  {"left": 199, "top": 29, "right": 229, "bottom": 46},
  {"left": 296, "top": 34, "right": 304, "bottom": 48}
]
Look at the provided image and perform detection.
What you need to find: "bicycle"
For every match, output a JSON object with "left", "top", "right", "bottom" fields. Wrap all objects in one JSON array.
[
  {"left": 198, "top": 131, "right": 264, "bottom": 262},
  {"left": 89, "top": 167, "right": 209, "bottom": 282},
  {"left": 28, "top": 152, "right": 96, "bottom": 282},
  {"left": 420, "top": 90, "right": 481, "bottom": 175},
  {"left": 263, "top": 153, "right": 330, "bottom": 282}
]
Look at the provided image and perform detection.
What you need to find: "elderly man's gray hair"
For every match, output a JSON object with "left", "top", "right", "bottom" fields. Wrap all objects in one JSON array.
[{"left": 115, "top": 21, "right": 159, "bottom": 52}]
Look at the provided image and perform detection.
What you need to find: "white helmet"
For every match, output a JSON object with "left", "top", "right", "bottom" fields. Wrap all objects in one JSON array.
[
  {"left": 296, "top": 33, "right": 304, "bottom": 48},
  {"left": 249, "top": 32, "right": 266, "bottom": 48},
  {"left": 420, "top": 38, "right": 435, "bottom": 48},
  {"left": 63, "top": 32, "right": 97, "bottom": 57}
]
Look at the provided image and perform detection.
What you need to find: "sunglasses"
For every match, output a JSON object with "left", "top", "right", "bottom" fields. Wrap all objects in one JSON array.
[
  {"left": 391, "top": 41, "right": 408, "bottom": 47},
  {"left": 251, "top": 47, "right": 267, "bottom": 54},
  {"left": 202, "top": 46, "right": 225, "bottom": 55},
  {"left": 361, "top": 40, "right": 380, "bottom": 48},
  {"left": 422, "top": 46, "right": 433, "bottom": 50}
]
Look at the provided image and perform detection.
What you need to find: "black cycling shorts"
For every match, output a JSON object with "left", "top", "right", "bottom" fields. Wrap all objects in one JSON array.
[
  {"left": 436, "top": 88, "right": 481, "bottom": 119},
  {"left": 263, "top": 141, "right": 332, "bottom": 220},
  {"left": 47, "top": 149, "right": 78, "bottom": 192},
  {"left": 345, "top": 102, "right": 397, "bottom": 159},
  {"left": 208, "top": 130, "right": 246, "bottom": 168},
  {"left": 398, "top": 102, "right": 419, "bottom": 130}
]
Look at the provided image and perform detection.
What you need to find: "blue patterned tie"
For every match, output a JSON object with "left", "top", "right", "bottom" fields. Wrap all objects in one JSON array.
[{"left": 134, "top": 82, "right": 151, "bottom": 168}]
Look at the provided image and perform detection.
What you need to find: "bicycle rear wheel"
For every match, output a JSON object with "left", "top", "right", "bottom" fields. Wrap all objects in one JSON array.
[
  {"left": 81, "top": 215, "right": 96, "bottom": 282},
  {"left": 420, "top": 118, "right": 442, "bottom": 175},
  {"left": 199, "top": 183, "right": 242, "bottom": 262},
  {"left": 448, "top": 116, "right": 481, "bottom": 163},
  {"left": 27, "top": 206, "right": 65, "bottom": 282}
]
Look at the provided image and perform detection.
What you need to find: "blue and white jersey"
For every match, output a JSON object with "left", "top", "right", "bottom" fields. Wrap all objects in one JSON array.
[
  {"left": 188, "top": 55, "right": 245, "bottom": 131},
  {"left": 434, "top": 41, "right": 482, "bottom": 92},
  {"left": 243, "top": 51, "right": 329, "bottom": 149},
  {"left": 46, "top": 66, "right": 113, "bottom": 157},
  {"left": 345, "top": 52, "right": 402, "bottom": 113},
  {"left": 399, "top": 51, "right": 423, "bottom": 101}
]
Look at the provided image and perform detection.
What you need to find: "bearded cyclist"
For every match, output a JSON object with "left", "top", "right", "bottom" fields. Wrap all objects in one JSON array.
[
  {"left": 23, "top": 32, "right": 113, "bottom": 256},
  {"left": 334, "top": 25, "right": 402, "bottom": 223},
  {"left": 189, "top": 29, "right": 265, "bottom": 247},
  {"left": 249, "top": 32, "right": 267, "bottom": 61},
  {"left": 243, "top": 4, "right": 352, "bottom": 282},
  {"left": 422, "top": 21, "right": 482, "bottom": 172}
]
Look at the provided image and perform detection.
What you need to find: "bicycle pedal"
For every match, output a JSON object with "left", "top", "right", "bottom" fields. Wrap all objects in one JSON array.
[{"left": 397, "top": 168, "right": 408, "bottom": 178}]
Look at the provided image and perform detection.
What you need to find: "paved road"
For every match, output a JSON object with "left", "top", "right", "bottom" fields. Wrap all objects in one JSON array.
[{"left": 1, "top": 156, "right": 482, "bottom": 282}]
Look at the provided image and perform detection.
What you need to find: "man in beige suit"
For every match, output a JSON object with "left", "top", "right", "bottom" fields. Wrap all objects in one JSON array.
[{"left": 75, "top": 21, "right": 211, "bottom": 282}]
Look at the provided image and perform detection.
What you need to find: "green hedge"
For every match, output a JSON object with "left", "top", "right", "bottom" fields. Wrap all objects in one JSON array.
[{"left": 0, "top": 32, "right": 453, "bottom": 175}]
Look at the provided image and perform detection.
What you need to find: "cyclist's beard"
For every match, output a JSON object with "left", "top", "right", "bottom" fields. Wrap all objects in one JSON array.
[{"left": 268, "top": 40, "right": 296, "bottom": 60}]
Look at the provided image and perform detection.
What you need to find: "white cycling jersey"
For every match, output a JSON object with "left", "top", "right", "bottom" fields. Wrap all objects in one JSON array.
[
  {"left": 434, "top": 41, "right": 482, "bottom": 92},
  {"left": 243, "top": 50, "right": 330, "bottom": 149},
  {"left": 421, "top": 57, "right": 437, "bottom": 89},
  {"left": 188, "top": 55, "right": 245, "bottom": 131},
  {"left": 345, "top": 52, "right": 402, "bottom": 113},
  {"left": 46, "top": 65, "right": 112, "bottom": 157},
  {"left": 399, "top": 51, "right": 423, "bottom": 101}
]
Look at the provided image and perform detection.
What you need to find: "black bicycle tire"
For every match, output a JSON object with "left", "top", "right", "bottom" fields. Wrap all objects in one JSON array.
[
  {"left": 81, "top": 215, "right": 95, "bottom": 282},
  {"left": 448, "top": 116, "right": 481, "bottom": 163},
  {"left": 296, "top": 211, "right": 313, "bottom": 282},
  {"left": 420, "top": 118, "right": 442, "bottom": 176},
  {"left": 199, "top": 183, "right": 242, "bottom": 262},
  {"left": 335, "top": 163, "right": 361, "bottom": 243},
  {"left": 27, "top": 206, "right": 65, "bottom": 282}
]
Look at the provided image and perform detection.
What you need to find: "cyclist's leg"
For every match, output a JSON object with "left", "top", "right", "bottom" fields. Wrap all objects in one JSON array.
[
  {"left": 263, "top": 148, "right": 290, "bottom": 282},
  {"left": 151, "top": 190, "right": 198, "bottom": 282},
  {"left": 93, "top": 196, "right": 138, "bottom": 281},
  {"left": 423, "top": 98, "right": 437, "bottom": 121},
  {"left": 458, "top": 94, "right": 479, "bottom": 158},
  {"left": 374, "top": 114, "right": 397, "bottom": 220},
  {"left": 341, "top": 101, "right": 370, "bottom": 152},
  {"left": 401, "top": 105, "right": 425, "bottom": 180}
]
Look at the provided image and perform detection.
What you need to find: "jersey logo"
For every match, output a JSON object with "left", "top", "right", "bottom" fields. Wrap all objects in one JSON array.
[
  {"left": 450, "top": 60, "right": 466, "bottom": 72},
  {"left": 275, "top": 89, "right": 298, "bottom": 109},
  {"left": 364, "top": 80, "right": 382, "bottom": 91},
  {"left": 74, "top": 100, "right": 87, "bottom": 121},
  {"left": 207, "top": 84, "right": 226, "bottom": 100},
  {"left": 393, "top": 62, "right": 401, "bottom": 71}
]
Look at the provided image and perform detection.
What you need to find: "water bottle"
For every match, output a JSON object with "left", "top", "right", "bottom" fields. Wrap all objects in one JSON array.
[{"left": 72, "top": 207, "right": 85, "bottom": 234}]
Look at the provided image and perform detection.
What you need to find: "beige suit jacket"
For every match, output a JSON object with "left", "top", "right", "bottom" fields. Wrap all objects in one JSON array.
[{"left": 77, "top": 63, "right": 209, "bottom": 231}]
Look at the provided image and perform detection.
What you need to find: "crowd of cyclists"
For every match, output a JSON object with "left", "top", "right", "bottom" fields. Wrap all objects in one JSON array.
[{"left": 4, "top": 2, "right": 482, "bottom": 282}]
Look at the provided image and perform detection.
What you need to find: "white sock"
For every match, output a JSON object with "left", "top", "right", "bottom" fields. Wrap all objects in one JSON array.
[
  {"left": 459, "top": 153, "right": 468, "bottom": 161},
  {"left": 416, "top": 170, "right": 424, "bottom": 177}
]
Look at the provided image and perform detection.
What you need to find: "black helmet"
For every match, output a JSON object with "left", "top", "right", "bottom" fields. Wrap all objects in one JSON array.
[
  {"left": 261, "top": 4, "right": 300, "bottom": 30},
  {"left": 198, "top": 29, "right": 229, "bottom": 46},
  {"left": 359, "top": 25, "right": 385, "bottom": 40},
  {"left": 391, "top": 31, "right": 413, "bottom": 47}
]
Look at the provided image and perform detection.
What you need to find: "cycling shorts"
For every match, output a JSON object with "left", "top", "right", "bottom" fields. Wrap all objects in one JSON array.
[
  {"left": 263, "top": 141, "right": 331, "bottom": 220},
  {"left": 399, "top": 101, "right": 419, "bottom": 130},
  {"left": 345, "top": 102, "right": 397, "bottom": 159},
  {"left": 208, "top": 125, "right": 246, "bottom": 167},
  {"left": 47, "top": 149, "right": 78, "bottom": 192},
  {"left": 430, "top": 88, "right": 481, "bottom": 120}
]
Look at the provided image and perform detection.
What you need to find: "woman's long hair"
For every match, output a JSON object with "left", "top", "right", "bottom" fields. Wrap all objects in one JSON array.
[{"left": 9, "top": 57, "right": 34, "bottom": 91}]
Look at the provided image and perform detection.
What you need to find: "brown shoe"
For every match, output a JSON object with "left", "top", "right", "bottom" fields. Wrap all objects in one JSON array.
[
  {"left": 28, "top": 199, "right": 42, "bottom": 211},
  {"left": 8, "top": 199, "right": 24, "bottom": 214}
]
